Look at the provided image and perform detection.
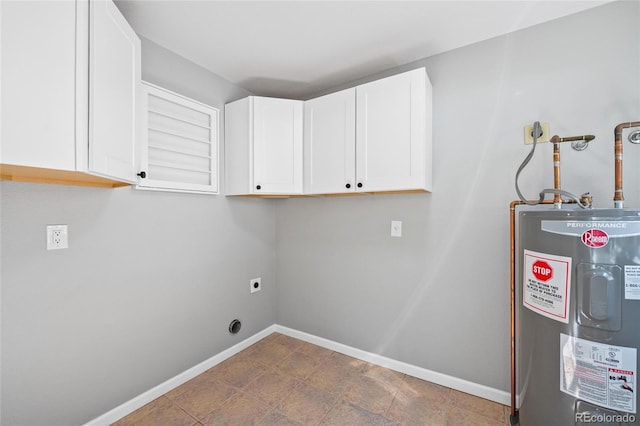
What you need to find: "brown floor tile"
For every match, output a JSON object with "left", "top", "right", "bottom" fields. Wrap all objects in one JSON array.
[
  {"left": 200, "top": 392, "right": 271, "bottom": 425},
  {"left": 215, "top": 355, "right": 268, "bottom": 388},
  {"left": 271, "top": 333, "right": 305, "bottom": 351},
  {"left": 112, "top": 396, "right": 197, "bottom": 426},
  {"left": 172, "top": 379, "right": 237, "bottom": 419},
  {"left": 112, "top": 396, "right": 171, "bottom": 425},
  {"left": 362, "top": 364, "right": 406, "bottom": 390},
  {"left": 296, "top": 341, "right": 334, "bottom": 360},
  {"left": 386, "top": 393, "right": 446, "bottom": 426},
  {"left": 320, "top": 400, "right": 397, "bottom": 426},
  {"left": 307, "top": 354, "right": 364, "bottom": 396},
  {"left": 277, "top": 350, "right": 322, "bottom": 379},
  {"left": 245, "top": 338, "right": 295, "bottom": 367},
  {"left": 165, "top": 369, "right": 219, "bottom": 401},
  {"left": 259, "top": 332, "right": 280, "bottom": 344},
  {"left": 256, "top": 410, "right": 302, "bottom": 426},
  {"left": 396, "top": 375, "right": 451, "bottom": 405},
  {"left": 445, "top": 406, "right": 507, "bottom": 426},
  {"left": 244, "top": 368, "right": 299, "bottom": 407},
  {"left": 341, "top": 373, "right": 398, "bottom": 416},
  {"left": 449, "top": 390, "right": 506, "bottom": 423},
  {"left": 325, "top": 352, "right": 368, "bottom": 371},
  {"left": 276, "top": 381, "right": 338, "bottom": 425}
]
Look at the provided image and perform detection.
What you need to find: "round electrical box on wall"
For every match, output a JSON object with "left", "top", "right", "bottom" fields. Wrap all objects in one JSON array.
[{"left": 228, "top": 319, "right": 242, "bottom": 334}]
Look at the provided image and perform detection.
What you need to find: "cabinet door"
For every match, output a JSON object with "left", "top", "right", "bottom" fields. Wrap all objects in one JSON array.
[
  {"left": 304, "top": 88, "right": 356, "bottom": 194},
  {"left": 356, "top": 68, "right": 427, "bottom": 192},
  {"left": 0, "top": 1, "right": 77, "bottom": 170},
  {"left": 252, "top": 97, "right": 303, "bottom": 194},
  {"left": 137, "top": 82, "right": 219, "bottom": 194},
  {"left": 88, "top": 0, "right": 140, "bottom": 183}
]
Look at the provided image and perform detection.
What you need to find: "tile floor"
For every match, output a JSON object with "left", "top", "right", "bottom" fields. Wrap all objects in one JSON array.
[{"left": 113, "top": 333, "right": 510, "bottom": 425}]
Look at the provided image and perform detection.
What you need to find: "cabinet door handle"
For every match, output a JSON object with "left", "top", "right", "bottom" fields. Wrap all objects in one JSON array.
[
  {"left": 137, "top": 171, "right": 147, "bottom": 179},
  {"left": 357, "top": 182, "right": 363, "bottom": 188},
  {"left": 256, "top": 185, "right": 261, "bottom": 190},
  {"left": 345, "top": 183, "right": 351, "bottom": 189}
]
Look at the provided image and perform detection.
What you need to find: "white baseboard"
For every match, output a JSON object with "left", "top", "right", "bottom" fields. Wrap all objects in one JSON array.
[
  {"left": 274, "top": 325, "right": 511, "bottom": 406},
  {"left": 87, "top": 323, "right": 511, "bottom": 425},
  {"left": 84, "top": 325, "right": 277, "bottom": 426}
]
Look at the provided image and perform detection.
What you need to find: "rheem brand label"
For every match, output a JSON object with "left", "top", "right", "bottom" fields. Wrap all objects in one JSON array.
[
  {"left": 523, "top": 250, "right": 572, "bottom": 323},
  {"left": 581, "top": 228, "right": 609, "bottom": 248}
]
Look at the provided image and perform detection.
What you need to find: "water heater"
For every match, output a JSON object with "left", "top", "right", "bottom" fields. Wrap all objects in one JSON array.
[{"left": 517, "top": 208, "right": 640, "bottom": 425}]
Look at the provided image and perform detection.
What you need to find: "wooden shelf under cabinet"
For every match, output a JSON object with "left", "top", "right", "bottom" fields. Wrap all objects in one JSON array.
[{"left": 0, "top": 164, "right": 131, "bottom": 188}]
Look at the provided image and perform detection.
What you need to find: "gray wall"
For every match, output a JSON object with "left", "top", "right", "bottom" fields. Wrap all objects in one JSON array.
[
  {"left": 276, "top": 0, "right": 640, "bottom": 393},
  {"left": 1, "top": 39, "right": 278, "bottom": 425}
]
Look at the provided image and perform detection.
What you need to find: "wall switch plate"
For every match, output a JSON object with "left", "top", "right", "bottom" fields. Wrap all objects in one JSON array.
[
  {"left": 250, "top": 277, "right": 261, "bottom": 293},
  {"left": 524, "top": 123, "right": 550, "bottom": 145},
  {"left": 46, "top": 225, "right": 68, "bottom": 250},
  {"left": 391, "top": 220, "right": 402, "bottom": 237}
]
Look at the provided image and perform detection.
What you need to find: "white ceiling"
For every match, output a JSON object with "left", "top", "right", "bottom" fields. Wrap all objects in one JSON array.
[{"left": 115, "top": 0, "right": 611, "bottom": 99}]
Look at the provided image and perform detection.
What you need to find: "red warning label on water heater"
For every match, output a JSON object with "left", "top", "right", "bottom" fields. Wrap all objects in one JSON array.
[
  {"left": 581, "top": 228, "right": 609, "bottom": 248},
  {"left": 523, "top": 250, "right": 572, "bottom": 323}
]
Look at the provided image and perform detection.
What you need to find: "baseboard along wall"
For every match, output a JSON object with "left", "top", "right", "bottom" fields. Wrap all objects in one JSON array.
[{"left": 85, "top": 324, "right": 511, "bottom": 425}]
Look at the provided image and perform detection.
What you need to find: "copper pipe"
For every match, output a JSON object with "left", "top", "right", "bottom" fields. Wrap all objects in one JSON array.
[
  {"left": 550, "top": 134, "right": 595, "bottom": 143},
  {"left": 509, "top": 200, "right": 523, "bottom": 420},
  {"left": 549, "top": 134, "right": 595, "bottom": 206},
  {"left": 614, "top": 121, "right": 640, "bottom": 208},
  {"left": 553, "top": 143, "right": 562, "bottom": 206}
]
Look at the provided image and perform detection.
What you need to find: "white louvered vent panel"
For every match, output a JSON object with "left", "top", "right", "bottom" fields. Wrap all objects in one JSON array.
[{"left": 137, "top": 82, "right": 219, "bottom": 194}]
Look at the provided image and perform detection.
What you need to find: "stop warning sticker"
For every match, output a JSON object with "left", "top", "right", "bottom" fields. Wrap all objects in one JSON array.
[{"left": 523, "top": 250, "right": 572, "bottom": 323}]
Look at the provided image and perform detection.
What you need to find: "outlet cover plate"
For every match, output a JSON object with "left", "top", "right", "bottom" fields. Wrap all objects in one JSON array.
[
  {"left": 250, "top": 277, "right": 261, "bottom": 293},
  {"left": 391, "top": 220, "right": 402, "bottom": 237},
  {"left": 524, "top": 123, "right": 550, "bottom": 145},
  {"left": 46, "top": 224, "right": 68, "bottom": 250}
]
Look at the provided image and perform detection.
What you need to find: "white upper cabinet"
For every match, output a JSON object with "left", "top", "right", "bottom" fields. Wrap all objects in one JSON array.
[
  {"left": 225, "top": 97, "right": 303, "bottom": 195},
  {"left": 304, "top": 68, "right": 432, "bottom": 195},
  {"left": 356, "top": 68, "right": 431, "bottom": 193},
  {"left": 88, "top": 0, "right": 140, "bottom": 183},
  {"left": 1, "top": 1, "right": 77, "bottom": 171},
  {"left": 304, "top": 88, "right": 356, "bottom": 194},
  {"left": 0, "top": 0, "right": 140, "bottom": 187}
]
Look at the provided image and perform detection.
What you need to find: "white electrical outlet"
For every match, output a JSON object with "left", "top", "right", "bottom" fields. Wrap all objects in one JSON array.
[
  {"left": 46, "top": 225, "right": 68, "bottom": 250},
  {"left": 250, "top": 277, "right": 261, "bottom": 293},
  {"left": 391, "top": 220, "right": 402, "bottom": 237},
  {"left": 524, "top": 123, "right": 550, "bottom": 145}
]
